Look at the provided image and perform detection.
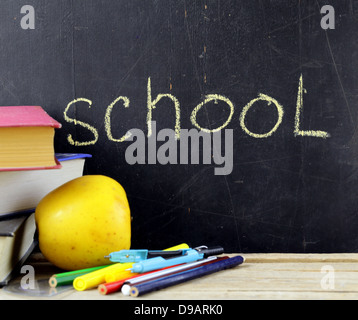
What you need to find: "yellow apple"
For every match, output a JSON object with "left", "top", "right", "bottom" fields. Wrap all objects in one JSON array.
[{"left": 35, "top": 175, "right": 131, "bottom": 270}]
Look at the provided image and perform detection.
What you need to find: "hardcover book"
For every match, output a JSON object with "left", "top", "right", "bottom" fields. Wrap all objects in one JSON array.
[
  {"left": 0, "top": 153, "right": 91, "bottom": 219},
  {"left": 0, "top": 213, "right": 37, "bottom": 286},
  {"left": 0, "top": 106, "right": 61, "bottom": 171}
]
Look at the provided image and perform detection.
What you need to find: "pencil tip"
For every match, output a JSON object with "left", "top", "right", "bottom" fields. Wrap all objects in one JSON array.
[{"left": 98, "top": 284, "right": 107, "bottom": 295}]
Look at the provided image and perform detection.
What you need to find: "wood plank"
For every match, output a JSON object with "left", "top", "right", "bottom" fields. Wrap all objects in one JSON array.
[
  {"left": 241, "top": 253, "right": 358, "bottom": 263},
  {"left": 1, "top": 253, "right": 358, "bottom": 300}
]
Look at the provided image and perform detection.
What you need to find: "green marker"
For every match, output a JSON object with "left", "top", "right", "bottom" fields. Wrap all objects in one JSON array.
[{"left": 49, "top": 265, "right": 108, "bottom": 287}]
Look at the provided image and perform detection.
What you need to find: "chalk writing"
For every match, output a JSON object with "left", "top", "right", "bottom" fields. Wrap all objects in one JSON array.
[
  {"left": 294, "top": 74, "right": 330, "bottom": 138},
  {"left": 147, "top": 77, "right": 181, "bottom": 140},
  {"left": 64, "top": 98, "right": 99, "bottom": 146},
  {"left": 190, "top": 94, "right": 234, "bottom": 133},
  {"left": 105, "top": 96, "right": 132, "bottom": 142},
  {"left": 240, "top": 93, "right": 284, "bottom": 138},
  {"left": 63, "top": 74, "right": 330, "bottom": 146}
]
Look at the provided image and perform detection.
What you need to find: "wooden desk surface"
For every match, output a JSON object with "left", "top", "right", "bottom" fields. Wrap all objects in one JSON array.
[{"left": 1, "top": 253, "right": 358, "bottom": 300}]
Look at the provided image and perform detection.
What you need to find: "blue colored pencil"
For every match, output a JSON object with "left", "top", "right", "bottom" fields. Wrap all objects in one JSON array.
[{"left": 129, "top": 255, "right": 244, "bottom": 297}]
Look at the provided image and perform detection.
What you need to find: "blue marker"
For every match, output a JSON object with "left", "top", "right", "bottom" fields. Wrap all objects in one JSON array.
[{"left": 128, "top": 246, "right": 224, "bottom": 273}]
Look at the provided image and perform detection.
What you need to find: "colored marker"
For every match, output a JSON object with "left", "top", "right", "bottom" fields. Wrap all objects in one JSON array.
[
  {"left": 73, "top": 262, "right": 133, "bottom": 291},
  {"left": 130, "top": 255, "right": 244, "bottom": 297},
  {"left": 163, "top": 243, "right": 190, "bottom": 251},
  {"left": 49, "top": 265, "right": 107, "bottom": 287},
  {"left": 73, "top": 243, "right": 189, "bottom": 291},
  {"left": 122, "top": 256, "right": 226, "bottom": 296},
  {"left": 104, "top": 262, "right": 183, "bottom": 284}
]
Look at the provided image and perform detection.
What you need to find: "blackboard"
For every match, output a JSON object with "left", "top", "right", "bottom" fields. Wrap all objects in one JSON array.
[{"left": 1, "top": 0, "right": 358, "bottom": 253}]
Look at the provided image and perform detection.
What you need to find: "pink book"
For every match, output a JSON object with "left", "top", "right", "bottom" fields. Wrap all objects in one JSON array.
[
  {"left": 0, "top": 106, "right": 62, "bottom": 171},
  {"left": 0, "top": 106, "right": 61, "bottom": 128}
]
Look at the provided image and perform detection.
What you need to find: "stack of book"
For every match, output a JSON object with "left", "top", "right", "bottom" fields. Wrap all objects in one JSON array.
[{"left": 0, "top": 106, "right": 91, "bottom": 286}]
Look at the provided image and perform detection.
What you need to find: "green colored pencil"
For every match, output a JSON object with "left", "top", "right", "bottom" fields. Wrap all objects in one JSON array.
[{"left": 49, "top": 265, "right": 109, "bottom": 287}]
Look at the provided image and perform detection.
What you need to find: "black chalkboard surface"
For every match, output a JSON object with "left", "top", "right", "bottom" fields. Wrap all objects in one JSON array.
[{"left": 1, "top": 0, "right": 358, "bottom": 253}]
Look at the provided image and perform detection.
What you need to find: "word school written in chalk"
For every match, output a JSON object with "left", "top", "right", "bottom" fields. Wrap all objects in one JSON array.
[
  {"left": 63, "top": 74, "right": 330, "bottom": 175},
  {"left": 63, "top": 74, "right": 330, "bottom": 148}
]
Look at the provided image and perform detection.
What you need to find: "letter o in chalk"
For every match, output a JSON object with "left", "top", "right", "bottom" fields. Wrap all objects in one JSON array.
[
  {"left": 190, "top": 94, "right": 234, "bottom": 133},
  {"left": 240, "top": 93, "right": 284, "bottom": 138}
]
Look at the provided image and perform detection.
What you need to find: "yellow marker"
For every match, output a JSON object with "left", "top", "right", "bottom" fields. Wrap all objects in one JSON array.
[
  {"left": 73, "top": 243, "right": 189, "bottom": 291},
  {"left": 164, "top": 243, "right": 190, "bottom": 251},
  {"left": 105, "top": 268, "right": 135, "bottom": 284},
  {"left": 73, "top": 262, "right": 133, "bottom": 291},
  {"left": 104, "top": 243, "right": 189, "bottom": 283}
]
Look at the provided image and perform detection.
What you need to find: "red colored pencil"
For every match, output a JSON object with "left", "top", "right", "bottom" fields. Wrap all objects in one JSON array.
[{"left": 98, "top": 265, "right": 182, "bottom": 295}]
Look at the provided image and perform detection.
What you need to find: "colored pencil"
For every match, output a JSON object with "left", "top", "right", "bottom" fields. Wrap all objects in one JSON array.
[
  {"left": 129, "top": 255, "right": 244, "bottom": 297},
  {"left": 98, "top": 264, "right": 182, "bottom": 295},
  {"left": 121, "top": 256, "right": 226, "bottom": 295},
  {"left": 49, "top": 266, "right": 108, "bottom": 287}
]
